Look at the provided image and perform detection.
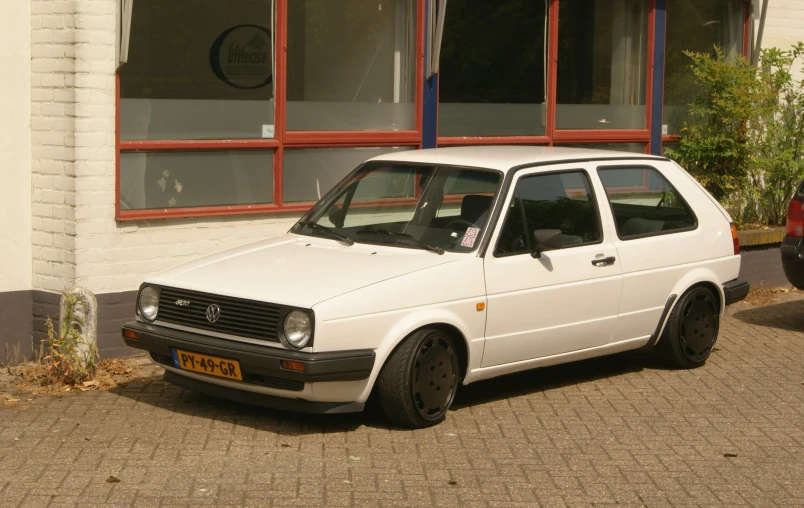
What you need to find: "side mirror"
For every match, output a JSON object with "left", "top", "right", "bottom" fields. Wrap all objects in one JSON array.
[{"left": 531, "top": 229, "right": 563, "bottom": 258}]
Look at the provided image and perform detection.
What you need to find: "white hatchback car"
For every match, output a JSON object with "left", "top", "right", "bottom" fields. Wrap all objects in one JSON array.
[{"left": 123, "top": 147, "right": 749, "bottom": 428}]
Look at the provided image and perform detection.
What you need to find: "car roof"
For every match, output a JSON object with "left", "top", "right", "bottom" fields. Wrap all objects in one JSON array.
[{"left": 368, "top": 146, "right": 666, "bottom": 173}]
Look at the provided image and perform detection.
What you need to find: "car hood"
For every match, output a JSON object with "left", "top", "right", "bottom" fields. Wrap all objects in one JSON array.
[{"left": 146, "top": 234, "right": 459, "bottom": 309}]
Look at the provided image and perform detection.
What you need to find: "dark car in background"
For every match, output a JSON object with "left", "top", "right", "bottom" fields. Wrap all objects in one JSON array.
[{"left": 782, "top": 180, "right": 804, "bottom": 289}]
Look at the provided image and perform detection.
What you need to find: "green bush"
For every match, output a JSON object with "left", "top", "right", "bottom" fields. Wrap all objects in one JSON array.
[
  {"left": 666, "top": 43, "right": 804, "bottom": 227},
  {"left": 665, "top": 48, "right": 766, "bottom": 208}
]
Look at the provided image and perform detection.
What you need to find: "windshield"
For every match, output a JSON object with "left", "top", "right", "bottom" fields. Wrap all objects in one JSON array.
[{"left": 292, "top": 162, "right": 503, "bottom": 253}]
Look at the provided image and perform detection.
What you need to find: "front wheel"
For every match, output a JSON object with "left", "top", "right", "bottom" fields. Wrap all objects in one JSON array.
[
  {"left": 657, "top": 286, "right": 720, "bottom": 368},
  {"left": 377, "top": 328, "right": 459, "bottom": 428}
]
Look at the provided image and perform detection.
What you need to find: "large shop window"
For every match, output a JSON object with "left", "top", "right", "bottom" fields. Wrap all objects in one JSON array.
[
  {"left": 286, "top": 0, "right": 417, "bottom": 131},
  {"left": 664, "top": 0, "right": 745, "bottom": 135},
  {"left": 120, "top": 0, "right": 275, "bottom": 140},
  {"left": 556, "top": 0, "right": 648, "bottom": 130},
  {"left": 438, "top": 0, "right": 548, "bottom": 137}
]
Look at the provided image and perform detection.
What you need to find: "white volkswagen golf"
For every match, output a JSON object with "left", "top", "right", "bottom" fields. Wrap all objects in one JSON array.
[{"left": 123, "top": 147, "right": 749, "bottom": 428}]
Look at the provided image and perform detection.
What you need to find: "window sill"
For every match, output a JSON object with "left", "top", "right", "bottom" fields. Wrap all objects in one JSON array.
[{"left": 115, "top": 203, "right": 311, "bottom": 221}]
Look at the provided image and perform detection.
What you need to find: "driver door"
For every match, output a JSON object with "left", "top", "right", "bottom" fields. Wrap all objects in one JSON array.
[{"left": 481, "top": 164, "right": 623, "bottom": 367}]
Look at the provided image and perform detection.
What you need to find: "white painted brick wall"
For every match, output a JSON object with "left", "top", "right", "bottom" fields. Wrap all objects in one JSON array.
[
  {"left": 31, "top": 0, "right": 77, "bottom": 292},
  {"left": 755, "top": 0, "right": 804, "bottom": 80}
]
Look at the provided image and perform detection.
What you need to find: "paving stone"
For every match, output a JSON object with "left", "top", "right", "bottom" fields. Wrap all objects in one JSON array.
[{"left": 2, "top": 295, "right": 804, "bottom": 507}]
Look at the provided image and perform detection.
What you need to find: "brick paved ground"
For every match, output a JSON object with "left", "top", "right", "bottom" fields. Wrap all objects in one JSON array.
[{"left": 2, "top": 295, "right": 804, "bottom": 508}]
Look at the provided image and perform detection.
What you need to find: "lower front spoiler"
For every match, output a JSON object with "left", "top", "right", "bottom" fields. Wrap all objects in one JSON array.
[{"left": 164, "top": 370, "right": 365, "bottom": 414}]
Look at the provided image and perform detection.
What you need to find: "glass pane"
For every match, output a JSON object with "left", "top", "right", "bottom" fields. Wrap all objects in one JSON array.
[
  {"left": 286, "top": 0, "right": 417, "bottom": 131},
  {"left": 497, "top": 171, "right": 601, "bottom": 255},
  {"left": 282, "top": 147, "right": 413, "bottom": 203},
  {"left": 297, "top": 163, "right": 502, "bottom": 253},
  {"left": 598, "top": 167, "right": 696, "bottom": 237},
  {"left": 664, "top": 0, "right": 745, "bottom": 135},
  {"left": 120, "top": 151, "right": 273, "bottom": 210},
  {"left": 556, "top": 0, "right": 649, "bottom": 130},
  {"left": 439, "top": 0, "right": 547, "bottom": 137},
  {"left": 559, "top": 143, "right": 646, "bottom": 153},
  {"left": 120, "top": 0, "right": 275, "bottom": 140}
]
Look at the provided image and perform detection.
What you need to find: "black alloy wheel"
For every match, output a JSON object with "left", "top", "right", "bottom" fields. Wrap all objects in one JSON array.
[
  {"left": 657, "top": 286, "right": 720, "bottom": 368},
  {"left": 378, "top": 328, "right": 459, "bottom": 428}
]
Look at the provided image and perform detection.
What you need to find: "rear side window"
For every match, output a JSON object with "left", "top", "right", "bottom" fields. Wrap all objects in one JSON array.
[
  {"left": 598, "top": 167, "right": 697, "bottom": 239},
  {"left": 495, "top": 170, "right": 602, "bottom": 256}
]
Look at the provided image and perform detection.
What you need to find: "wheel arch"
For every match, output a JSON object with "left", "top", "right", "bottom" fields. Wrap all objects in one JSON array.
[
  {"left": 653, "top": 269, "right": 724, "bottom": 347},
  {"left": 361, "top": 312, "right": 476, "bottom": 403}
]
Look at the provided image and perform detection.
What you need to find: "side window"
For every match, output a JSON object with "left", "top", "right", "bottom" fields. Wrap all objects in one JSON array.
[
  {"left": 598, "top": 167, "right": 697, "bottom": 239},
  {"left": 495, "top": 170, "right": 602, "bottom": 256}
]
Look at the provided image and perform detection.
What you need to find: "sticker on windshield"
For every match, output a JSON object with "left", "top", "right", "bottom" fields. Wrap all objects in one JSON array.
[
  {"left": 465, "top": 227, "right": 480, "bottom": 238},
  {"left": 460, "top": 236, "right": 476, "bottom": 248}
]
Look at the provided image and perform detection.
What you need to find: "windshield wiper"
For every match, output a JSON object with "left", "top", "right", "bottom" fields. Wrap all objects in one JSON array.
[
  {"left": 357, "top": 227, "right": 444, "bottom": 255},
  {"left": 297, "top": 221, "right": 354, "bottom": 246}
]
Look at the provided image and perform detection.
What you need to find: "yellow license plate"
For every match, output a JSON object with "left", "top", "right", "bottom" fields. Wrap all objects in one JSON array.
[{"left": 174, "top": 349, "right": 243, "bottom": 381}]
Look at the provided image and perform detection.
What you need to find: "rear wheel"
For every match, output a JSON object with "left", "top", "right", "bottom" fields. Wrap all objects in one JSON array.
[
  {"left": 377, "top": 328, "right": 459, "bottom": 428},
  {"left": 657, "top": 286, "right": 720, "bottom": 368}
]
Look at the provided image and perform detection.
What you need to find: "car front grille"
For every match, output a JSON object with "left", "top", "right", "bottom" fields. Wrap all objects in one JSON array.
[{"left": 155, "top": 286, "right": 281, "bottom": 343}]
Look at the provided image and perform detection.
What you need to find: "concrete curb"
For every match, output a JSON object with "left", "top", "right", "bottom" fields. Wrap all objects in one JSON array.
[{"left": 738, "top": 227, "right": 785, "bottom": 247}]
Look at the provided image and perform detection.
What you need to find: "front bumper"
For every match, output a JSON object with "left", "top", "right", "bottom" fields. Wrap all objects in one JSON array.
[{"left": 122, "top": 321, "right": 375, "bottom": 412}]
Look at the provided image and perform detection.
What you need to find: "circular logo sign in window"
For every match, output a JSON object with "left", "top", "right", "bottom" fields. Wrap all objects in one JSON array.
[{"left": 209, "top": 24, "right": 273, "bottom": 90}]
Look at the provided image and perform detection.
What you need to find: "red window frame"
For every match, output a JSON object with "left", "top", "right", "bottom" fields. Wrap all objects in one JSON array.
[
  {"left": 116, "top": 0, "right": 426, "bottom": 221},
  {"left": 115, "top": 0, "right": 751, "bottom": 221}
]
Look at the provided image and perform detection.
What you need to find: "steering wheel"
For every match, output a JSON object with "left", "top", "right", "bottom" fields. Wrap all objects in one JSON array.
[{"left": 445, "top": 218, "right": 476, "bottom": 231}]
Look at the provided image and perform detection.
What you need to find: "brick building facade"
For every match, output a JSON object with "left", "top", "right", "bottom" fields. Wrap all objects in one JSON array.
[{"left": 0, "top": 0, "right": 800, "bottom": 359}]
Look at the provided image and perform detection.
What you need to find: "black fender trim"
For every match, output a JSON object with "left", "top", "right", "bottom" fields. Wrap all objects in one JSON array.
[{"left": 646, "top": 294, "right": 677, "bottom": 348}]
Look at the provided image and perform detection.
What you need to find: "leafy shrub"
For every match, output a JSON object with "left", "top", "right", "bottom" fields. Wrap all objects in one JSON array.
[
  {"left": 667, "top": 44, "right": 804, "bottom": 226},
  {"left": 665, "top": 48, "right": 766, "bottom": 207}
]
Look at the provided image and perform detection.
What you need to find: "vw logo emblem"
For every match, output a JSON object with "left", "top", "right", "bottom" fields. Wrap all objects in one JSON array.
[{"left": 206, "top": 304, "right": 221, "bottom": 323}]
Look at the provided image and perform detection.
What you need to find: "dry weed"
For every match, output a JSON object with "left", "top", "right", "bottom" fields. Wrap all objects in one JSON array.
[
  {"left": 4, "top": 357, "right": 144, "bottom": 398},
  {"left": 742, "top": 284, "right": 796, "bottom": 306}
]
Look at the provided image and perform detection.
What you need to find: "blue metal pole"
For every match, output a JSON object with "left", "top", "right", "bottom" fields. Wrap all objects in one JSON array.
[
  {"left": 650, "top": 0, "right": 667, "bottom": 155},
  {"left": 422, "top": 0, "right": 438, "bottom": 149}
]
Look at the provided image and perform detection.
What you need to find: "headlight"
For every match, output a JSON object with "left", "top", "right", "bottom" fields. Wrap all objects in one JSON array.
[
  {"left": 284, "top": 310, "right": 312, "bottom": 349},
  {"left": 138, "top": 286, "right": 160, "bottom": 322}
]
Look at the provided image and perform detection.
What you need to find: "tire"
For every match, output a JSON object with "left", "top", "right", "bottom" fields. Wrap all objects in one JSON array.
[
  {"left": 657, "top": 286, "right": 720, "bottom": 369},
  {"left": 377, "top": 328, "right": 460, "bottom": 428}
]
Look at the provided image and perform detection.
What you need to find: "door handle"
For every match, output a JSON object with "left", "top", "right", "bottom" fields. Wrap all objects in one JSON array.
[{"left": 591, "top": 256, "right": 616, "bottom": 266}]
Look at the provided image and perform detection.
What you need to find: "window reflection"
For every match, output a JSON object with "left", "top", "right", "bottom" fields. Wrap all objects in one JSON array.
[
  {"left": 664, "top": 0, "right": 745, "bottom": 135},
  {"left": 120, "top": 151, "right": 274, "bottom": 210},
  {"left": 286, "top": 0, "right": 417, "bottom": 131},
  {"left": 120, "top": 0, "right": 275, "bottom": 140},
  {"left": 438, "top": 0, "right": 548, "bottom": 137}
]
